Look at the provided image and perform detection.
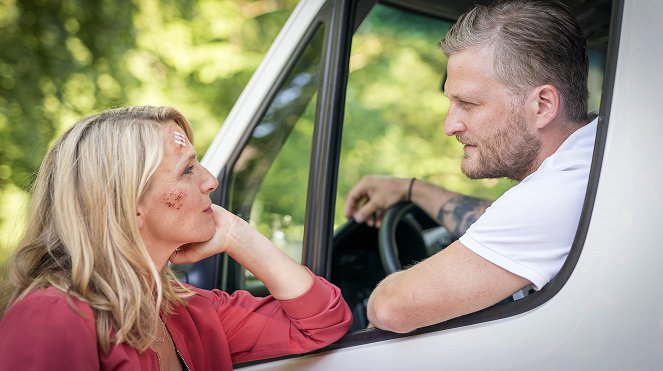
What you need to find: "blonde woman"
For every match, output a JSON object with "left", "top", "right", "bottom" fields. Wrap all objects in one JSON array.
[{"left": 0, "top": 106, "right": 352, "bottom": 370}]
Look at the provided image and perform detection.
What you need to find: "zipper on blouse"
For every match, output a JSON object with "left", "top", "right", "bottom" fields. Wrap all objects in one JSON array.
[{"left": 176, "top": 348, "right": 190, "bottom": 371}]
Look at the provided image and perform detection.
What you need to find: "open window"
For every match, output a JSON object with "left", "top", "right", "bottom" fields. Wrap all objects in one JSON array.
[
  {"left": 225, "top": 26, "right": 324, "bottom": 295},
  {"left": 330, "top": 0, "right": 611, "bottom": 337}
]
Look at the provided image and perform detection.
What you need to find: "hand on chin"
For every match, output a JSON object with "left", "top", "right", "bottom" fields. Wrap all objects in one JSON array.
[{"left": 168, "top": 204, "right": 232, "bottom": 264}]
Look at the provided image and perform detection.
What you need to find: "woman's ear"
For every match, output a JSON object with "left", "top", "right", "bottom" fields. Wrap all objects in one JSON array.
[
  {"left": 529, "top": 84, "right": 561, "bottom": 129},
  {"left": 136, "top": 207, "right": 144, "bottom": 229}
]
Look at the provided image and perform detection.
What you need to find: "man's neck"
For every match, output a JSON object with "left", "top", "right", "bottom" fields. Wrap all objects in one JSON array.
[{"left": 525, "top": 114, "right": 594, "bottom": 179}]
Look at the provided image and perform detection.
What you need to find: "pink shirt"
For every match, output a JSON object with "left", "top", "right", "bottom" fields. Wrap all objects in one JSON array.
[{"left": 0, "top": 274, "right": 352, "bottom": 370}]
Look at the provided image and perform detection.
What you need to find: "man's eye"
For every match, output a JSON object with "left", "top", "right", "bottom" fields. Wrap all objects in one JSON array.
[
  {"left": 451, "top": 99, "right": 474, "bottom": 110},
  {"left": 184, "top": 166, "right": 194, "bottom": 175}
]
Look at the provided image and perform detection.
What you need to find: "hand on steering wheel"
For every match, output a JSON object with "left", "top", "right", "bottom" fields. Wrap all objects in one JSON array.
[
  {"left": 344, "top": 176, "right": 412, "bottom": 228},
  {"left": 377, "top": 202, "right": 428, "bottom": 275}
]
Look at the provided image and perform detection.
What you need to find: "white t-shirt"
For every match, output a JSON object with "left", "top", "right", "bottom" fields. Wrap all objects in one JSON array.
[{"left": 459, "top": 118, "right": 597, "bottom": 290}]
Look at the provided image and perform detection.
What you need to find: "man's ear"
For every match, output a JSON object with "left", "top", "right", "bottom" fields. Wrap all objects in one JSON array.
[{"left": 527, "top": 84, "right": 560, "bottom": 129}]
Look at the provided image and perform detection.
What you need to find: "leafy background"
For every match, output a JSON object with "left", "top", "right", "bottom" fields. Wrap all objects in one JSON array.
[
  {"left": 0, "top": 0, "right": 299, "bottom": 263},
  {"left": 0, "top": 0, "right": 603, "bottom": 264}
]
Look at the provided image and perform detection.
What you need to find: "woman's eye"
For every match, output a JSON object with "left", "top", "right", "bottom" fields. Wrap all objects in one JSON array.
[{"left": 184, "top": 166, "right": 194, "bottom": 175}]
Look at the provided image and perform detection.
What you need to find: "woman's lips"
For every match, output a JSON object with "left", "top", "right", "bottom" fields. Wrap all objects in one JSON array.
[{"left": 203, "top": 206, "right": 213, "bottom": 214}]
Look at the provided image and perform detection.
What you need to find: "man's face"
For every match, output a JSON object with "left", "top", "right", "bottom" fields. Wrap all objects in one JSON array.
[{"left": 443, "top": 46, "right": 541, "bottom": 181}]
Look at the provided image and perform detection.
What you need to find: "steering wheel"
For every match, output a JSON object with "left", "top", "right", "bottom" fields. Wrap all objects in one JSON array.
[{"left": 377, "top": 202, "right": 429, "bottom": 275}]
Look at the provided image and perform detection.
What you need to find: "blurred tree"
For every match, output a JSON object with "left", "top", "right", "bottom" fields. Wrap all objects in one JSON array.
[
  {"left": 0, "top": 0, "right": 298, "bottom": 261},
  {"left": 0, "top": 0, "right": 137, "bottom": 191},
  {"left": 0, "top": 0, "right": 602, "bottom": 263}
]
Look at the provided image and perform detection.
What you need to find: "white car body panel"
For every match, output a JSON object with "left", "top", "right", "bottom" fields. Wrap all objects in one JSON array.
[
  {"left": 206, "top": 0, "right": 663, "bottom": 368},
  {"left": 200, "top": 0, "right": 325, "bottom": 176}
]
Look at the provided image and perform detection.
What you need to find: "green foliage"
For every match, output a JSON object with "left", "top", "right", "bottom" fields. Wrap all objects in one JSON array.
[
  {"left": 3, "top": 0, "right": 601, "bottom": 263},
  {"left": 0, "top": 0, "right": 298, "bottom": 260},
  {"left": 0, "top": 0, "right": 137, "bottom": 191}
]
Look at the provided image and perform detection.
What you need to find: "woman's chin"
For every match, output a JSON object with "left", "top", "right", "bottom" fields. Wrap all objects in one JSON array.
[
  {"left": 178, "top": 222, "right": 215, "bottom": 245},
  {"left": 198, "top": 226, "right": 216, "bottom": 242},
  {"left": 196, "top": 220, "right": 216, "bottom": 241}
]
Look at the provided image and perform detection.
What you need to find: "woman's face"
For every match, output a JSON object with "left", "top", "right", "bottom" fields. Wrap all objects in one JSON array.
[{"left": 137, "top": 121, "right": 218, "bottom": 265}]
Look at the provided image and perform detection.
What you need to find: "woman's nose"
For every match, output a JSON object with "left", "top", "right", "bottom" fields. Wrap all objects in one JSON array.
[{"left": 200, "top": 167, "right": 218, "bottom": 194}]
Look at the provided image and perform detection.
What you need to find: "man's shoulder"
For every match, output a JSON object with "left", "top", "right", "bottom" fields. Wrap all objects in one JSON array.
[
  {"left": 495, "top": 162, "right": 588, "bottom": 213},
  {"left": 486, "top": 147, "right": 591, "bottom": 223}
]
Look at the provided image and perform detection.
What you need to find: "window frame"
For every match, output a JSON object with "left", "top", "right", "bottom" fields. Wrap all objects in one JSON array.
[
  {"left": 181, "top": 0, "right": 358, "bottom": 293},
  {"left": 324, "top": 0, "right": 623, "bottom": 350},
  {"left": 239, "top": 0, "right": 623, "bottom": 360},
  {"left": 188, "top": 0, "right": 622, "bottom": 365}
]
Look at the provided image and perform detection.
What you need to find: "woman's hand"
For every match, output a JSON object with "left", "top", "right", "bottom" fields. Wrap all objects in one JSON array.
[
  {"left": 169, "top": 204, "right": 313, "bottom": 300},
  {"left": 168, "top": 204, "right": 239, "bottom": 264}
]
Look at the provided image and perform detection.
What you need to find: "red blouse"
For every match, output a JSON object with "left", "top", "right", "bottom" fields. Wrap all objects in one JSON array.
[{"left": 0, "top": 273, "right": 352, "bottom": 370}]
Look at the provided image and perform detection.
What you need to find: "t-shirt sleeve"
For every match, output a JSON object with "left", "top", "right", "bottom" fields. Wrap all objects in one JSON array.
[
  {"left": 207, "top": 268, "right": 352, "bottom": 364},
  {"left": 459, "top": 168, "right": 588, "bottom": 290},
  {"left": 0, "top": 290, "right": 99, "bottom": 370}
]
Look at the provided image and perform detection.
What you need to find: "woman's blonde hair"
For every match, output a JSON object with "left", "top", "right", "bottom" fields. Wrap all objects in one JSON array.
[{"left": 1, "top": 106, "right": 196, "bottom": 352}]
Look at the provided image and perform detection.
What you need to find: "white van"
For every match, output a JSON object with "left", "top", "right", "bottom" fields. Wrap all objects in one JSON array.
[{"left": 178, "top": 0, "right": 663, "bottom": 369}]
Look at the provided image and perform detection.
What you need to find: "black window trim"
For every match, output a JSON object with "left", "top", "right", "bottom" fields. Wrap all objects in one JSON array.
[{"left": 302, "top": 0, "right": 356, "bottom": 278}]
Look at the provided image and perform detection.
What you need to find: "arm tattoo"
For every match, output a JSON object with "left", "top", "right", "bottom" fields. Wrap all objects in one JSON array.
[{"left": 436, "top": 195, "right": 492, "bottom": 238}]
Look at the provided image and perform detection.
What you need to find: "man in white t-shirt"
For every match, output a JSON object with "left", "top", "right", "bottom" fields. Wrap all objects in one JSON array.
[{"left": 343, "top": 0, "right": 597, "bottom": 333}]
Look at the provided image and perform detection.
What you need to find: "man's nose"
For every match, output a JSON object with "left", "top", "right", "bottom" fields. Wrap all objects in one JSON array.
[{"left": 444, "top": 107, "right": 465, "bottom": 136}]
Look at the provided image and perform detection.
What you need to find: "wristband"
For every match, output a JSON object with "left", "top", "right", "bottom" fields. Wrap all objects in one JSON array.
[{"left": 407, "top": 177, "right": 416, "bottom": 202}]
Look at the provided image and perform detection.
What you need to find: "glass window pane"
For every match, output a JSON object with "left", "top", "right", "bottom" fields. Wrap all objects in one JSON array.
[{"left": 228, "top": 26, "right": 324, "bottom": 289}]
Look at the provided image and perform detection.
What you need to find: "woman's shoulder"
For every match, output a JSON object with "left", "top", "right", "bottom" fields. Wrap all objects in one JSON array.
[
  {"left": 1, "top": 287, "right": 96, "bottom": 331},
  {"left": 0, "top": 288, "right": 100, "bottom": 368},
  {"left": 11, "top": 286, "right": 91, "bottom": 307}
]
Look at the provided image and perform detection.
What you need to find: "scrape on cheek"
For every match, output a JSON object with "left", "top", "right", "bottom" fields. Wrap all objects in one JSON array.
[{"left": 163, "top": 190, "right": 187, "bottom": 210}]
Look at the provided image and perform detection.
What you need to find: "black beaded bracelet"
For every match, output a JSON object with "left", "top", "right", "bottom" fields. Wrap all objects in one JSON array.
[{"left": 407, "top": 177, "right": 416, "bottom": 202}]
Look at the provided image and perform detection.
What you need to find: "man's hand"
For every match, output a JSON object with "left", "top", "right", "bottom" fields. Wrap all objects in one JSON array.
[{"left": 344, "top": 176, "right": 411, "bottom": 228}]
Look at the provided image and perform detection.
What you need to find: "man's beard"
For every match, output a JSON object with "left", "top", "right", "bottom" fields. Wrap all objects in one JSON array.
[{"left": 459, "top": 110, "right": 541, "bottom": 181}]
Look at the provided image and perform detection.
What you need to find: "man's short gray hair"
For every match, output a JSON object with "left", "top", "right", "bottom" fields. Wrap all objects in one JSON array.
[{"left": 441, "top": 0, "right": 588, "bottom": 122}]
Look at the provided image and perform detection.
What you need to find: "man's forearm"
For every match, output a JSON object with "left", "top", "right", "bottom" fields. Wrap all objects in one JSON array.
[{"left": 437, "top": 194, "right": 492, "bottom": 238}]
